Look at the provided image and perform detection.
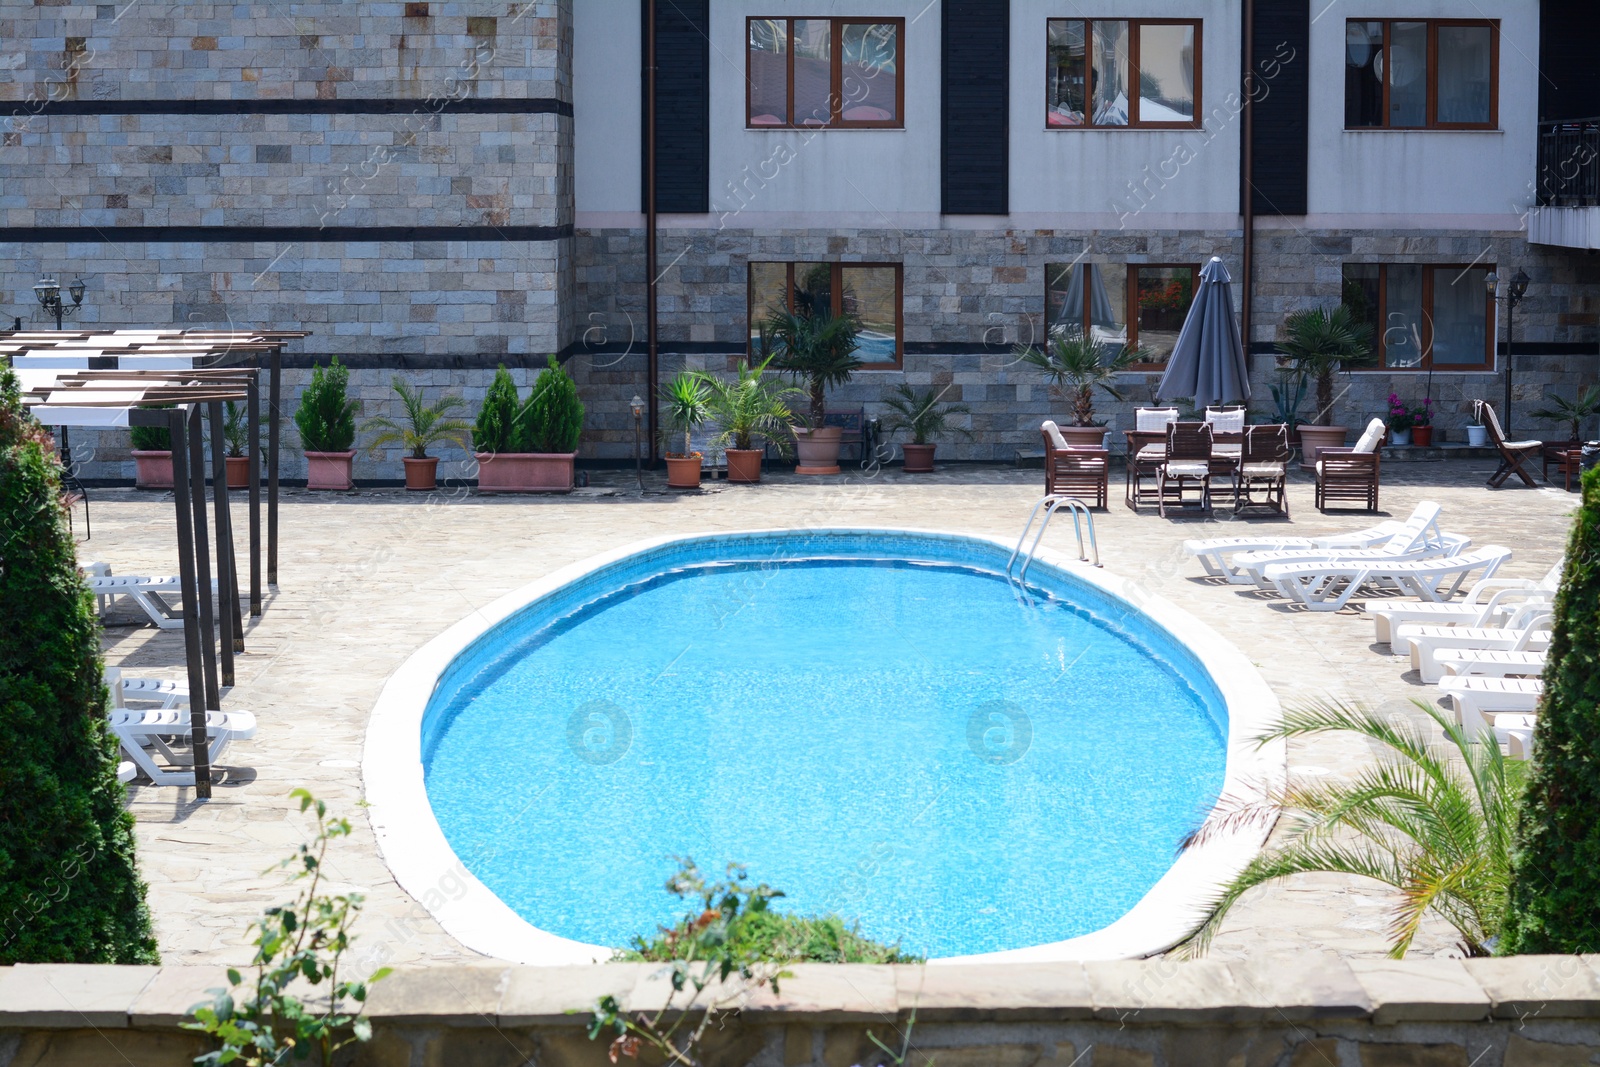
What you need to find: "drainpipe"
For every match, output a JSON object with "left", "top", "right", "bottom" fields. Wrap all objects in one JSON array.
[
  {"left": 645, "top": 0, "right": 660, "bottom": 465},
  {"left": 1240, "top": 0, "right": 1256, "bottom": 367}
]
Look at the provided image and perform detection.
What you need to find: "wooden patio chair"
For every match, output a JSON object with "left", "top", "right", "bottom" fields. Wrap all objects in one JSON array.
[
  {"left": 1235, "top": 423, "right": 1290, "bottom": 517},
  {"left": 1124, "top": 409, "right": 1177, "bottom": 510},
  {"left": 1315, "top": 418, "right": 1385, "bottom": 512},
  {"left": 1157, "top": 421, "right": 1214, "bottom": 517},
  {"left": 1474, "top": 400, "right": 1541, "bottom": 488},
  {"left": 1041, "top": 422, "right": 1109, "bottom": 508}
]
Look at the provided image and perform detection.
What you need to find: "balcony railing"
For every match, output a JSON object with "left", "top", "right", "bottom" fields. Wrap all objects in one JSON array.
[{"left": 1537, "top": 118, "right": 1600, "bottom": 207}]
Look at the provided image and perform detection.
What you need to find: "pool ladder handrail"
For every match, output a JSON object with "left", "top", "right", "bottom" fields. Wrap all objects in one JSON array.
[{"left": 1007, "top": 495, "right": 1101, "bottom": 581}]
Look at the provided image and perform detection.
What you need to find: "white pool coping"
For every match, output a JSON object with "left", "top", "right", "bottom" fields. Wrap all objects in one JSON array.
[{"left": 361, "top": 527, "right": 1284, "bottom": 966}]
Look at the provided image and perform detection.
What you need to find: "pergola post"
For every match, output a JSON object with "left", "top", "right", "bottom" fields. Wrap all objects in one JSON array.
[
  {"left": 186, "top": 405, "right": 221, "bottom": 714},
  {"left": 206, "top": 401, "right": 241, "bottom": 681},
  {"left": 247, "top": 369, "right": 262, "bottom": 616},
  {"left": 168, "top": 408, "right": 212, "bottom": 799},
  {"left": 268, "top": 349, "right": 280, "bottom": 586}
]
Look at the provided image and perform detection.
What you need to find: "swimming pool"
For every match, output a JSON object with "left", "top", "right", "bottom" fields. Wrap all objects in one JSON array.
[{"left": 365, "top": 529, "right": 1282, "bottom": 965}]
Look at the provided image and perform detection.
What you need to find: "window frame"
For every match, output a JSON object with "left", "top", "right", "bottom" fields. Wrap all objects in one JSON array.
[
  {"left": 1044, "top": 18, "right": 1203, "bottom": 131},
  {"left": 1342, "top": 262, "right": 1496, "bottom": 371},
  {"left": 1047, "top": 261, "right": 1199, "bottom": 371},
  {"left": 745, "top": 17, "right": 906, "bottom": 130},
  {"left": 748, "top": 261, "right": 904, "bottom": 370},
  {"left": 1343, "top": 19, "right": 1499, "bottom": 131}
]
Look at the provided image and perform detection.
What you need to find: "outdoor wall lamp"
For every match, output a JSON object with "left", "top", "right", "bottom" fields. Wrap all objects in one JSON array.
[
  {"left": 630, "top": 394, "right": 645, "bottom": 492},
  {"left": 33, "top": 274, "right": 87, "bottom": 330},
  {"left": 1486, "top": 268, "right": 1532, "bottom": 435}
]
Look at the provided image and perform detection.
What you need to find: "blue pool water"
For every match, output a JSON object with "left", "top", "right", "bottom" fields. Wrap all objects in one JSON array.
[{"left": 422, "top": 531, "right": 1227, "bottom": 958}]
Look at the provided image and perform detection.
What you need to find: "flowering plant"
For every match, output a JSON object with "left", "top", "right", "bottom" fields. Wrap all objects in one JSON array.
[{"left": 1387, "top": 393, "right": 1432, "bottom": 431}]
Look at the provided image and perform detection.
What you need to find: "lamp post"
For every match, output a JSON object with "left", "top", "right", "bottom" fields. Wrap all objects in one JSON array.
[
  {"left": 630, "top": 394, "right": 645, "bottom": 493},
  {"left": 1486, "top": 268, "right": 1531, "bottom": 436},
  {"left": 33, "top": 275, "right": 87, "bottom": 330}
]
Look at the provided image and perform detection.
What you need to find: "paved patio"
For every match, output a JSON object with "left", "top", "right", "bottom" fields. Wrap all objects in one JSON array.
[{"left": 92, "top": 457, "right": 1577, "bottom": 971}]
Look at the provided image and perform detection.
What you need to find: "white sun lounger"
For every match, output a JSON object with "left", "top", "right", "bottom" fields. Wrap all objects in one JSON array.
[
  {"left": 1368, "top": 561, "right": 1560, "bottom": 644},
  {"left": 1262, "top": 545, "right": 1511, "bottom": 613},
  {"left": 1435, "top": 648, "right": 1547, "bottom": 678},
  {"left": 1183, "top": 517, "right": 1409, "bottom": 581},
  {"left": 1399, "top": 610, "right": 1552, "bottom": 683},
  {"left": 109, "top": 707, "right": 258, "bottom": 786},
  {"left": 1438, "top": 676, "right": 1543, "bottom": 735},
  {"left": 1230, "top": 502, "right": 1460, "bottom": 589},
  {"left": 105, "top": 667, "right": 189, "bottom": 709},
  {"left": 117, "top": 760, "right": 137, "bottom": 784},
  {"left": 1497, "top": 715, "right": 1539, "bottom": 760},
  {"left": 89, "top": 574, "right": 190, "bottom": 630}
]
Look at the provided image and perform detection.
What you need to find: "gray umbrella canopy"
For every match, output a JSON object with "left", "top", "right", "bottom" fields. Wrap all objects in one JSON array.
[{"left": 1155, "top": 256, "right": 1250, "bottom": 408}]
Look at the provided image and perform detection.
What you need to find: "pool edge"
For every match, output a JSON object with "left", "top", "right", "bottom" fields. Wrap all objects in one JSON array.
[{"left": 361, "top": 527, "right": 1284, "bottom": 966}]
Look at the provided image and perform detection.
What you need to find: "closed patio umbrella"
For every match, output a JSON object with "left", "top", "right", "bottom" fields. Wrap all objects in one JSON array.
[{"left": 1155, "top": 256, "right": 1250, "bottom": 408}]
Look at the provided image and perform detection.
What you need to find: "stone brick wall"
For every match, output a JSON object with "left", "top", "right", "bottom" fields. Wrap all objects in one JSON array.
[{"left": 5, "top": 957, "right": 1600, "bottom": 1066}]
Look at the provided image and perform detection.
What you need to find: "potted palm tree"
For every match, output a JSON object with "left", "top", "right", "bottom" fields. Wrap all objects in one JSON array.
[
  {"left": 362, "top": 377, "right": 472, "bottom": 491},
  {"left": 130, "top": 419, "right": 173, "bottom": 489},
  {"left": 1016, "top": 333, "right": 1143, "bottom": 447},
  {"left": 215, "top": 400, "right": 256, "bottom": 488},
  {"left": 472, "top": 358, "right": 585, "bottom": 492},
  {"left": 294, "top": 358, "right": 359, "bottom": 490},
  {"left": 698, "top": 357, "right": 803, "bottom": 484},
  {"left": 1531, "top": 384, "right": 1600, "bottom": 452},
  {"left": 659, "top": 371, "right": 713, "bottom": 489},
  {"left": 766, "top": 306, "right": 862, "bottom": 475},
  {"left": 880, "top": 383, "right": 972, "bottom": 473},
  {"left": 1277, "top": 306, "right": 1375, "bottom": 467}
]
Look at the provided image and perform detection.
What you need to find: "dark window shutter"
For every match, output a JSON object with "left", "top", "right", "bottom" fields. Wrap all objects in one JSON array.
[
  {"left": 1248, "top": 0, "right": 1309, "bottom": 216},
  {"left": 641, "top": 0, "right": 710, "bottom": 213},
  {"left": 942, "top": 0, "right": 1009, "bottom": 215},
  {"left": 1540, "top": 0, "right": 1600, "bottom": 120}
]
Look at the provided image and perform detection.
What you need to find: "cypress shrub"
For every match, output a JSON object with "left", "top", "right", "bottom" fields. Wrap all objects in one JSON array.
[
  {"left": 522, "top": 356, "right": 585, "bottom": 454},
  {"left": 129, "top": 422, "right": 170, "bottom": 451},
  {"left": 0, "top": 370, "right": 158, "bottom": 964},
  {"left": 292, "top": 358, "right": 358, "bottom": 453},
  {"left": 1501, "top": 464, "right": 1600, "bottom": 953},
  {"left": 473, "top": 365, "right": 526, "bottom": 454}
]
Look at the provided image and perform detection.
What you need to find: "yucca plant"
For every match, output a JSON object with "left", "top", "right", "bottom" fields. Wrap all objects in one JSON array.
[
  {"left": 1015, "top": 333, "right": 1143, "bottom": 427},
  {"left": 1178, "top": 699, "right": 1523, "bottom": 959},
  {"left": 879, "top": 383, "right": 972, "bottom": 446},
  {"left": 360, "top": 378, "right": 471, "bottom": 460},
  {"left": 1278, "top": 307, "right": 1376, "bottom": 426},
  {"left": 660, "top": 371, "right": 712, "bottom": 458},
  {"left": 697, "top": 357, "right": 804, "bottom": 457},
  {"left": 1530, "top": 384, "right": 1600, "bottom": 443}
]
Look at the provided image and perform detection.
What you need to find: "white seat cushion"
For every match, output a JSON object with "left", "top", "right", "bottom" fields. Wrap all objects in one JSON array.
[
  {"left": 1040, "top": 420, "right": 1070, "bottom": 451},
  {"left": 1164, "top": 461, "right": 1210, "bottom": 477},
  {"left": 1353, "top": 418, "right": 1386, "bottom": 454},
  {"left": 1206, "top": 409, "right": 1245, "bottom": 433},
  {"left": 1505, "top": 440, "right": 1542, "bottom": 449},
  {"left": 1241, "top": 462, "right": 1285, "bottom": 477},
  {"left": 1136, "top": 408, "right": 1178, "bottom": 432}
]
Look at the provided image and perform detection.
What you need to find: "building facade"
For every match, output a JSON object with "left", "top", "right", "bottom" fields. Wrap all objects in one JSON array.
[{"left": 2, "top": 1, "right": 1596, "bottom": 479}]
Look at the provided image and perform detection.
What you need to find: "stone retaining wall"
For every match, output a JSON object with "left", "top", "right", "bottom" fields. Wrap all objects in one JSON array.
[{"left": 4, "top": 958, "right": 1600, "bottom": 1066}]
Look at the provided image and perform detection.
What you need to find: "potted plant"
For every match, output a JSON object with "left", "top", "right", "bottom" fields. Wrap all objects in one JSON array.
[
  {"left": 698, "top": 357, "right": 803, "bottom": 484},
  {"left": 1531, "top": 385, "right": 1600, "bottom": 449},
  {"left": 1385, "top": 393, "right": 1416, "bottom": 446},
  {"left": 472, "top": 358, "right": 585, "bottom": 493},
  {"left": 765, "top": 306, "right": 862, "bottom": 475},
  {"left": 1277, "top": 306, "right": 1375, "bottom": 467},
  {"left": 130, "top": 419, "right": 173, "bottom": 489},
  {"left": 293, "top": 358, "right": 359, "bottom": 490},
  {"left": 659, "top": 371, "right": 713, "bottom": 489},
  {"left": 880, "top": 383, "right": 972, "bottom": 473},
  {"left": 362, "top": 377, "right": 472, "bottom": 491},
  {"left": 1015, "top": 332, "right": 1142, "bottom": 447},
  {"left": 213, "top": 400, "right": 258, "bottom": 488},
  {"left": 1411, "top": 396, "right": 1435, "bottom": 447},
  {"left": 1258, "top": 369, "right": 1309, "bottom": 435}
]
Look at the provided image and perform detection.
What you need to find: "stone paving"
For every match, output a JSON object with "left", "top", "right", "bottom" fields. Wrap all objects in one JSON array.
[{"left": 89, "top": 457, "right": 1579, "bottom": 970}]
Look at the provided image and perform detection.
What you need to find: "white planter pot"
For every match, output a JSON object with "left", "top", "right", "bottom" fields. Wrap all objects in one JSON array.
[{"left": 1466, "top": 425, "right": 1489, "bottom": 447}]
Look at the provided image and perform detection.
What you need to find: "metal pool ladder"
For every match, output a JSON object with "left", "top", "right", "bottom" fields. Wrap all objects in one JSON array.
[{"left": 1007, "top": 495, "right": 1101, "bottom": 581}]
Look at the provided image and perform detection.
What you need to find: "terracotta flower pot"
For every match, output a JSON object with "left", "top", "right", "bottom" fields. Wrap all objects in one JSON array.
[
  {"left": 475, "top": 451, "right": 577, "bottom": 493},
  {"left": 403, "top": 456, "right": 439, "bottom": 491},
  {"left": 132, "top": 450, "right": 174, "bottom": 489},
  {"left": 305, "top": 450, "right": 356, "bottom": 491},
  {"left": 224, "top": 455, "right": 251, "bottom": 489},
  {"left": 1411, "top": 425, "right": 1433, "bottom": 447},
  {"left": 665, "top": 454, "right": 703, "bottom": 489},
  {"left": 726, "top": 448, "right": 763, "bottom": 484},
  {"left": 901, "top": 442, "right": 937, "bottom": 473},
  {"left": 1058, "top": 425, "right": 1110, "bottom": 449},
  {"left": 793, "top": 426, "right": 843, "bottom": 475},
  {"left": 1297, "top": 425, "right": 1348, "bottom": 470}
]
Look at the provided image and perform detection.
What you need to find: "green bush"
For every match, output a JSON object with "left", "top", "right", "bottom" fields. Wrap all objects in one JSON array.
[
  {"left": 130, "top": 421, "right": 171, "bottom": 451},
  {"left": 521, "top": 356, "right": 584, "bottom": 454},
  {"left": 1502, "top": 465, "right": 1600, "bottom": 953},
  {"left": 473, "top": 365, "right": 525, "bottom": 454},
  {"left": 0, "top": 369, "right": 158, "bottom": 965},
  {"left": 292, "top": 358, "right": 358, "bottom": 453}
]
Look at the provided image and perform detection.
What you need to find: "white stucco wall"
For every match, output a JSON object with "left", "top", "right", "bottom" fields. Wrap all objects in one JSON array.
[
  {"left": 573, "top": 0, "right": 642, "bottom": 218},
  {"left": 1304, "top": 0, "right": 1536, "bottom": 224}
]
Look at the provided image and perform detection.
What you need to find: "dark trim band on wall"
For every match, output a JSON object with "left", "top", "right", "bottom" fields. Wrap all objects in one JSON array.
[
  {"left": 5, "top": 97, "right": 572, "bottom": 118},
  {"left": 0, "top": 224, "right": 574, "bottom": 244},
  {"left": 1250, "top": 341, "right": 1600, "bottom": 357}
]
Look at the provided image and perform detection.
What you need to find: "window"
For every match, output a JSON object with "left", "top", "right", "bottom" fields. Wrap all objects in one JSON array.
[
  {"left": 1342, "top": 264, "right": 1494, "bottom": 370},
  {"left": 1344, "top": 20, "right": 1497, "bottom": 129},
  {"left": 1046, "top": 19, "right": 1200, "bottom": 128},
  {"left": 1045, "top": 262, "right": 1197, "bottom": 368},
  {"left": 749, "top": 263, "right": 902, "bottom": 368},
  {"left": 747, "top": 18, "right": 903, "bottom": 128}
]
